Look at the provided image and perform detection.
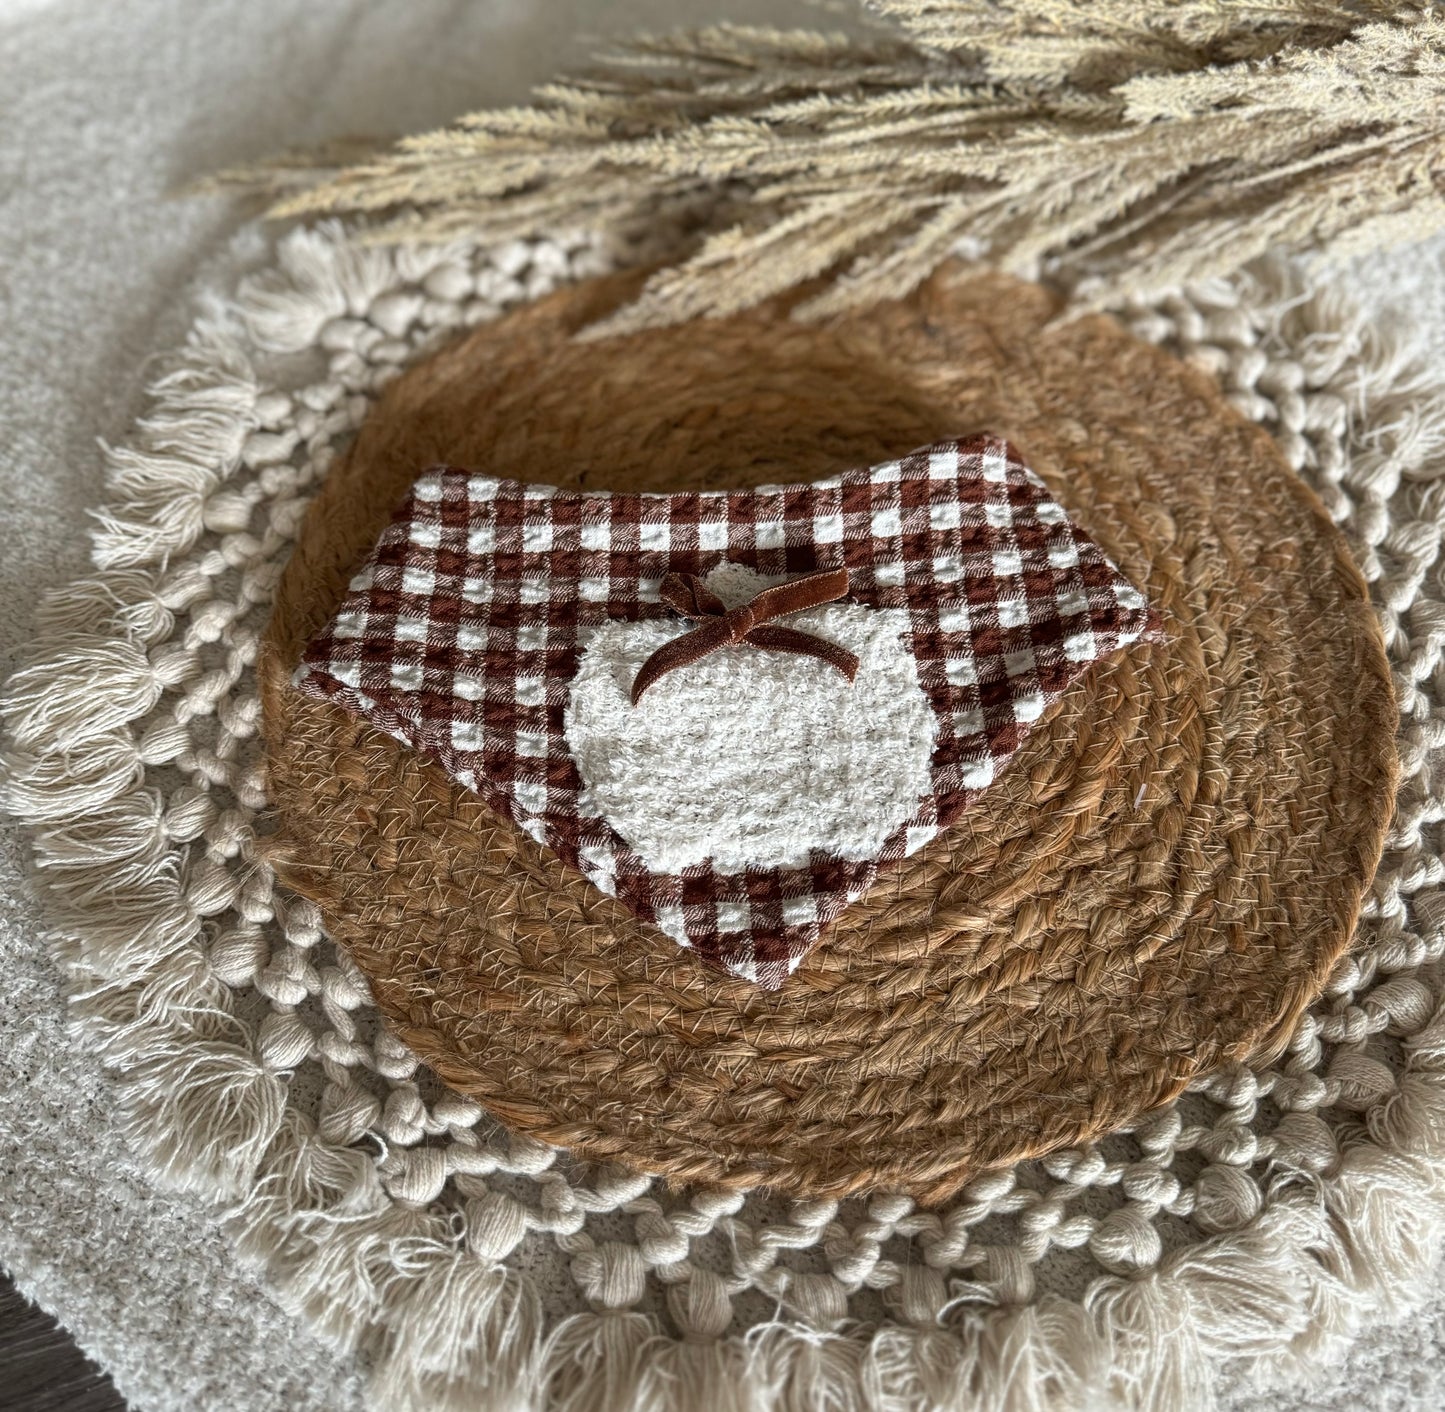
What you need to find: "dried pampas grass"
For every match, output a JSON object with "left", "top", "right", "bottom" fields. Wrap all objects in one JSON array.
[{"left": 221, "top": 1, "right": 1445, "bottom": 332}]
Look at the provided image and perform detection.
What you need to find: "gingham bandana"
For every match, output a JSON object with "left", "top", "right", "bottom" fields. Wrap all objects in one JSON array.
[{"left": 296, "top": 436, "right": 1162, "bottom": 988}]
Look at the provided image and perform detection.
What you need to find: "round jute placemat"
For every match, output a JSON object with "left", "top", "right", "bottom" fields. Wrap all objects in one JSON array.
[{"left": 258, "top": 263, "right": 1397, "bottom": 1204}]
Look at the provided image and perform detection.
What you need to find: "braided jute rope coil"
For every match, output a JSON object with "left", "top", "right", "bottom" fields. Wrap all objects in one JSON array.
[{"left": 258, "top": 262, "right": 1397, "bottom": 1203}]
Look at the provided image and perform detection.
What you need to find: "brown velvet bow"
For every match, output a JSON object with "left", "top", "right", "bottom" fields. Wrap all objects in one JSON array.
[{"left": 631, "top": 567, "right": 860, "bottom": 705}]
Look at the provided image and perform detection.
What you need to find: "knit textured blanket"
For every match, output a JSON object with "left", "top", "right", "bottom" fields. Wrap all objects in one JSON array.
[{"left": 5, "top": 4, "right": 1445, "bottom": 1411}]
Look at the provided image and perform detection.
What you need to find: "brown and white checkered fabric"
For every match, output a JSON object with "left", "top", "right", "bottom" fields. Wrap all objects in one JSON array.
[{"left": 296, "top": 436, "right": 1162, "bottom": 988}]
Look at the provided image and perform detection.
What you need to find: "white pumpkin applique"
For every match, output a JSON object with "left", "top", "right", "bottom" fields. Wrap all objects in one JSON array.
[
  {"left": 295, "top": 436, "right": 1162, "bottom": 988},
  {"left": 564, "top": 561, "right": 938, "bottom": 877}
]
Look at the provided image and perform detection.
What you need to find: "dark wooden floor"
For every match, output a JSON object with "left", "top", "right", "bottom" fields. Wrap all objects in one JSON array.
[{"left": 0, "top": 1272, "right": 124, "bottom": 1412}]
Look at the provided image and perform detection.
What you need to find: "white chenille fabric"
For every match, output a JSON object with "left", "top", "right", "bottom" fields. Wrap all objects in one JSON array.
[{"left": 566, "top": 564, "right": 937, "bottom": 874}]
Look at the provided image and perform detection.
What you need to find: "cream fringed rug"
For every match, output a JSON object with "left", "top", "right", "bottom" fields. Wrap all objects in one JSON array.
[{"left": 4, "top": 223, "right": 1445, "bottom": 1411}]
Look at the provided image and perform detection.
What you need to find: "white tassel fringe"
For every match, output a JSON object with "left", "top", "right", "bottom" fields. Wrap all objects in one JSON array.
[{"left": 3, "top": 223, "right": 1445, "bottom": 1411}]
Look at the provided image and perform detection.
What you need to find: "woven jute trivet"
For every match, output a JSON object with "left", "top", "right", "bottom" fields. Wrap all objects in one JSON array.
[{"left": 258, "top": 264, "right": 1397, "bottom": 1203}]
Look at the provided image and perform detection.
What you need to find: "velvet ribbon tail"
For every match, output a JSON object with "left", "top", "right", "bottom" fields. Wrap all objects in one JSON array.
[{"left": 631, "top": 567, "right": 859, "bottom": 704}]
